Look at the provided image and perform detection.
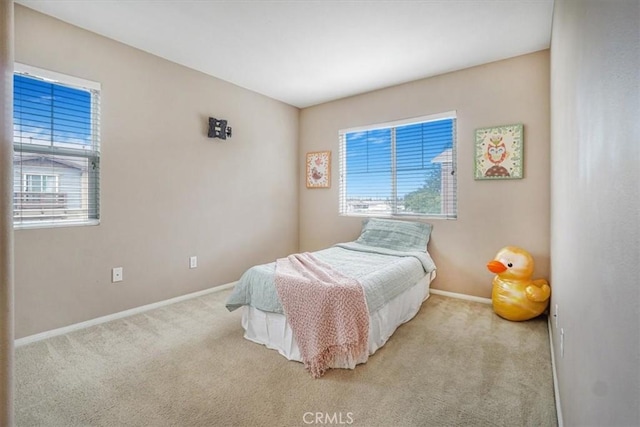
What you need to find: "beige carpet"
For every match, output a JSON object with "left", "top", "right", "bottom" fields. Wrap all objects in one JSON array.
[{"left": 15, "top": 290, "right": 557, "bottom": 426}]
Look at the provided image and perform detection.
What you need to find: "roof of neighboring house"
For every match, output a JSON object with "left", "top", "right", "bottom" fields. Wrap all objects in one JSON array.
[
  {"left": 14, "top": 155, "right": 85, "bottom": 171},
  {"left": 431, "top": 148, "right": 452, "bottom": 164}
]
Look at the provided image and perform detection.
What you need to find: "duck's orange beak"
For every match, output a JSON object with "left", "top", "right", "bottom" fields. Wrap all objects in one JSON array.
[{"left": 487, "top": 260, "right": 507, "bottom": 274}]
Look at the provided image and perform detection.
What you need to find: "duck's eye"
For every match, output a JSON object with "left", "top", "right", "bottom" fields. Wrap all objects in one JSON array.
[{"left": 507, "top": 263, "right": 513, "bottom": 268}]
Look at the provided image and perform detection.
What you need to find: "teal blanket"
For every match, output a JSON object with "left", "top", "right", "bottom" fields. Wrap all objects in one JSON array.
[{"left": 225, "top": 242, "right": 436, "bottom": 315}]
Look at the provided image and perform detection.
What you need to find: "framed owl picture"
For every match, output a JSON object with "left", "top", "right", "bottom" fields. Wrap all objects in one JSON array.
[
  {"left": 474, "top": 124, "right": 524, "bottom": 180},
  {"left": 306, "top": 151, "right": 331, "bottom": 188}
]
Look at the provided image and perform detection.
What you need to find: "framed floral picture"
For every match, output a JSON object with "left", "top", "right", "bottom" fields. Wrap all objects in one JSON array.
[
  {"left": 306, "top": 151, "right": 331, "bottom": 188},
  {"left": 474, "top": 123, "right": 524, "bottom": 180}
]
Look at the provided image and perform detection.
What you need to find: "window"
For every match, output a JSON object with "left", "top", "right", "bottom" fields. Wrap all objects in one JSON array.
[
  {"left": 339, "top": 112, "right": 457, "bottom": 219},
  {"left": 13, "top": 64, "right": 101, "bottom": 228},
  {"left": 24, "top": 174, "right": 58, "bottom": 193}
]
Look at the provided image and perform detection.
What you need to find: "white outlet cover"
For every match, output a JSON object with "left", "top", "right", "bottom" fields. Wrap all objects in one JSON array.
[
  {"left": 112, "top": 267, "right": 123, "bottom": 283},
  {"left": 189, "top": 256, "right": 197, "bottom": 269}
]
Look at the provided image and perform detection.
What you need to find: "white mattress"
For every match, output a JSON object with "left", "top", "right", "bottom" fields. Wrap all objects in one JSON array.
[{"left": 241, "top": 270, "right": 436, "bottom": 369}]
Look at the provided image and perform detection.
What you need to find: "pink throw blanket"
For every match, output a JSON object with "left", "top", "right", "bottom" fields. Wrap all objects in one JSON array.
[{"left": 274, "top": 252, "right": 369, "bottom": 378}]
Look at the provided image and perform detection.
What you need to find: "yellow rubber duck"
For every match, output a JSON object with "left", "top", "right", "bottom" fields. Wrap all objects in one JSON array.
[{"left": 486, "top": 246, "right": 551, "bottom": 321}]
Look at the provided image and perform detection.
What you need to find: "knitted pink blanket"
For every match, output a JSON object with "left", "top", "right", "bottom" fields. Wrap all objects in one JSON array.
[{"left": 274, "top": 252, "right": 369, "bottom": 378}]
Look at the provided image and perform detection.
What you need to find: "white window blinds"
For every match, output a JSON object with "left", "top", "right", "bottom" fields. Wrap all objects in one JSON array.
[
  {"left": 339, "top": 112, "right": 457, "bottom": 219},
  {"left": 13, "top": 64, "right": 101, "bottom": 228}
]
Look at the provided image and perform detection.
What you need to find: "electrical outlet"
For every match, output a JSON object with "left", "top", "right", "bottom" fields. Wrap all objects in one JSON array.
[
  {"left": 560, "top": 328, "right": 565, "bottom": 358},
  {"left": 189, "top": 256, "right": 197, "bottom": 269},
  {"left": 112, "top": 267, "right": 123, "bottom": 283},
  {"left": 554, "top": 304, "right": 559, "bottom": 328}
]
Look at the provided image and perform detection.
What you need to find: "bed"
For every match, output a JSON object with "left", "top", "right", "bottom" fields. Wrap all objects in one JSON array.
[{"left": 225, "top": 218, "right": 436, "bottom": 374}]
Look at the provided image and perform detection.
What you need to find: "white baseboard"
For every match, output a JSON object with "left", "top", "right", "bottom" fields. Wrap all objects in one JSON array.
[
  {"left": 547, "top": 316, "right": 564, "bottom": 427},
  {"left": 429, "top": 288, "right": 492, "bottom": 305},
  {"left": 15, "top": 281, "right": 237, "bottom": 347}
]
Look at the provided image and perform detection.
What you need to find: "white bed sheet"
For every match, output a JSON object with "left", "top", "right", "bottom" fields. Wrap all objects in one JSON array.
[{"left": 241, "top": 270, "right": 436, "bottom": 369}]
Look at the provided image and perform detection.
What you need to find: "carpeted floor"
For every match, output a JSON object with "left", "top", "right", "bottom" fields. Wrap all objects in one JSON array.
[{"left": 15, "top": 290, "right": 557, "bottom": 426}]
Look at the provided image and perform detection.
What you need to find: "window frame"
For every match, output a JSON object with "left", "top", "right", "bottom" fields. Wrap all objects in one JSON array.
[
  {"left": 23, "top": 173, "right": 59, "bottom": 193},
  {"left": 338, "top": 111, "right": 457, "bottom": 220},
  {"left": 13, "top": 63, "right": 101, "bottom": 230}
]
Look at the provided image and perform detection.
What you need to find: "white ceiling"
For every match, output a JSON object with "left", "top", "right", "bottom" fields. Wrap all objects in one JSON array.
[{"left": 16, "top": 0, "right": 554, "bottom": 108}]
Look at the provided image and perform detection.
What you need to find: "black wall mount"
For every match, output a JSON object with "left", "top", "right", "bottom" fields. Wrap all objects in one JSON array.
[{"left": 208, "top": 117, "right": 232, "bottom": 140}]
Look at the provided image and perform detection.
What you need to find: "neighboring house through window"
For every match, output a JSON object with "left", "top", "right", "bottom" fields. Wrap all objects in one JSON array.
[
  {"left": 13, "top": 64, "right": 101, "bottom": 228},
  {"left": 339, "top": 112, "right": 457, "bottom": 219}
]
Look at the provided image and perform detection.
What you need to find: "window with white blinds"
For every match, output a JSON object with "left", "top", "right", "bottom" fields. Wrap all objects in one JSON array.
[
  {"left": 339, "top": 112, "right": 457, "bottom": 219},
  {"left": 13, "top": 64, "right": 101, "bottom": 228}
]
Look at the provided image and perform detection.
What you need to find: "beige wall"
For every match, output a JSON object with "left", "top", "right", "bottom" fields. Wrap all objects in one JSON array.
[
  {"left": 14, "top": 5, "right": 300, "bottom": 338},
  {"left": 299, "top": 51, "right": 550, "bottom": 298},
  {"left": 550, "top": 0, "right": 639, "bottom": 425},
  {"left": 1, "top": 0, "right": 14, "bottom": 423}
]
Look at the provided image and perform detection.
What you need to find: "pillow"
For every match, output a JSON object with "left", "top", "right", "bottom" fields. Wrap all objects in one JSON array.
[{"left": 355, "top": 218, "right": 432, "bottom": 252}]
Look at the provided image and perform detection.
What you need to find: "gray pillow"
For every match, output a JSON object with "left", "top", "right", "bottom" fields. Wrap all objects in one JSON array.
[{"left": 355, "top": 218, "right": 432, "bottom": 252}]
